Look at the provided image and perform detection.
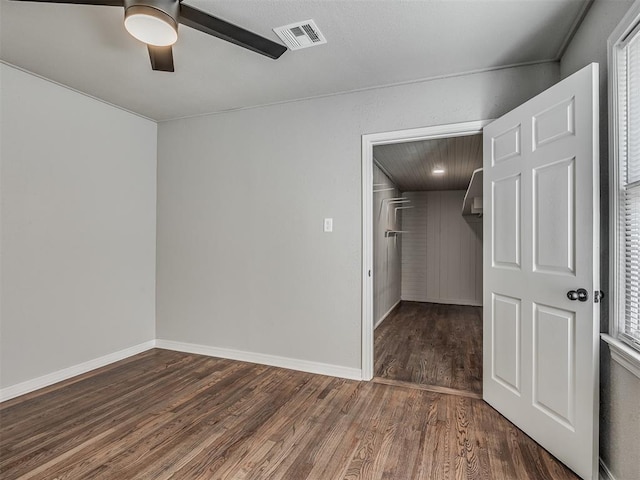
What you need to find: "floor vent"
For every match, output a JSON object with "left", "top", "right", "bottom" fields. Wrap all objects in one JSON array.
[{"left": 273, "top": 20, "right": 327, "bottom": 51}]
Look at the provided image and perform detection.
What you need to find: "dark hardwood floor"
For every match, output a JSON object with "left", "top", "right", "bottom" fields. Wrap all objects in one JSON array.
[
  {"left": 0, "top": 349, "right": 578, "bottom": 479},
  {"left": 375, "top": 301, "right": 483, "bottom": 395}
]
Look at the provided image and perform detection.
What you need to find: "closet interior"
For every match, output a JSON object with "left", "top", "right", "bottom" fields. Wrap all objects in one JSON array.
[{"left": 372, "top": 134, "right": 484, "bottom": 395}]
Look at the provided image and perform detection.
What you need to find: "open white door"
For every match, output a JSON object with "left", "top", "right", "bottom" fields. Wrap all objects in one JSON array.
[{"left": 483, "top": 63, "right": 599, "bottom": 480}]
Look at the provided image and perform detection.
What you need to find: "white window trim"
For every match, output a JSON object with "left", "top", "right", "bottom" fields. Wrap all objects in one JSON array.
[
  {"left": 607, "top": 0, "right": 640, "bottom": 379},
  {"left": 601, "top": 334, "right": 640, "bottom": 379}
]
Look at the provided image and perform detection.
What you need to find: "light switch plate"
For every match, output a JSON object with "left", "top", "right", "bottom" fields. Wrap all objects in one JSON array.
[{"left": 324, "top": 218, "right": 333, "bottom": 232}]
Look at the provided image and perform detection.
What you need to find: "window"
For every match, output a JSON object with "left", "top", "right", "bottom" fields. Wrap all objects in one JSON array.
[
  {"left": 616, "top": 24, "right": 640, "bottom": 351},
  {"left": 610, "top": 0, "right": 640, "bottom": 368}
]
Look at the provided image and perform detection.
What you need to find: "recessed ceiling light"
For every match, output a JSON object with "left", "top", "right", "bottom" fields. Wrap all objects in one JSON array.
[{"left": 433, "top": 168, "right": 445, "bottom": 175}]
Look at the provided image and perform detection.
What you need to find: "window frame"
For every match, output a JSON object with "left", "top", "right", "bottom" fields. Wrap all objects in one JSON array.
[{"left": 606, "top": 0, "right": 640, "bottom": 378}]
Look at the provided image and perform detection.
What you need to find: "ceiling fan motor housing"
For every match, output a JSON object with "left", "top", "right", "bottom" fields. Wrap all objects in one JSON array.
[{"left": 124, "top": 0, "right": 180, "bottom": 45}]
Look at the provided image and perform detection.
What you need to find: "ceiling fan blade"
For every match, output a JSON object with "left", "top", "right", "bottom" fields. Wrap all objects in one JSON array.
[
  {"left": 10, "top": 0, "right": 124, "bottom": 5},
  {"left": 148, "top": 45, "right": 174, "bottom": 72},
  {"left": 178, "top": 4, "right": 286, "bottom": 60}
]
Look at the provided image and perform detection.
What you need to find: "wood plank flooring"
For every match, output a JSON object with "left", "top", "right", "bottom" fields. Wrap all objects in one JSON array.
[
  {"left": 375, "top": 302, "right": 483, "bottom": 394},
  {"left": 0, "top": 349, "right": 578, "bottom": 479}
]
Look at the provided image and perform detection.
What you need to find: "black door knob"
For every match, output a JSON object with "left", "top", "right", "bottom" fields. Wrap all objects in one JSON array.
[{"left": 567, "top": 288, "right": 589, "bottom": 302}]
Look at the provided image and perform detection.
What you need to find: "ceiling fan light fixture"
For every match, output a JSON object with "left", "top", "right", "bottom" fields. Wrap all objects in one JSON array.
[{"left": 124, "top": 2, "right": 179, "bottom": 47}]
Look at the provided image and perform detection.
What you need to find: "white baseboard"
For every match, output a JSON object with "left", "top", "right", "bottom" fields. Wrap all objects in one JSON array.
[
  {"left": 401, "top": 297, "right": 482, "bottom": 307},
  {"left": 599, "top": 458, "right": 616, "bottom": 480},
  {"left": 155, "top": 339, "right": 363, "bottom": 381},
  {"left": 375, "top": 300, "right": 401, "bottom": 330},
  {"left": 1, "top": 338, "right": 363, "bottom": 403},
  {"left": 0, "top": 340, "right": 156, "bottom": 403}
]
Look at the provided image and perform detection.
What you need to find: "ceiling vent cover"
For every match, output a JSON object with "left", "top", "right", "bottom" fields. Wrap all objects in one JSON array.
[{"left": 273, "top": 19, "right": 327, "bottom": 50}]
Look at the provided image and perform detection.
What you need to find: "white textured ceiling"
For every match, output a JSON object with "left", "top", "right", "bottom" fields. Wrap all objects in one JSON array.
[
  {"left": 374, "top": 134, "right": 483, "bottom": 192},
  {"left": 0, "top": 0, "right": 591, "bottom": 121}
]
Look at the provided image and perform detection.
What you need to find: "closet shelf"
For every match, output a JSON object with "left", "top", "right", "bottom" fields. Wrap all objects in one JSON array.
[{"left": 462, "top": 168, "right": 483, "bottom": 216}]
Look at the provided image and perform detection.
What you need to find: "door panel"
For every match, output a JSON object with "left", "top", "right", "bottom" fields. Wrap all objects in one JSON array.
[
  {"left": 492, "top": 124, "right": 522, "bottom": 164},
  {"left": 492, "top": 174, "right": 521, "bottom": 269},
  {"left": 533, "top": 303, "right": 575, "bottom": 428},
  {"left": 492, "top": 293, "right": 521, "bottom": 394},
  {"left": 533, "top": 157, "right": 575, "bottom": 274},
  {"left": 483, "top": 63, "right": 599, "bottom": 480},
  {"left": 533, "top": 97, "right": 576, "bottom": 148}
]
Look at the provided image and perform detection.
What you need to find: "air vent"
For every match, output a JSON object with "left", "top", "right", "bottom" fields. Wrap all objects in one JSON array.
[{"left": 273, "top": 19, "right": 327, "bottom": 51}]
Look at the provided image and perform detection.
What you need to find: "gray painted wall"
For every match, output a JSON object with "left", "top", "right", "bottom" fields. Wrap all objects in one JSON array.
[
  {"left": 372, "top": 165, "right": 401, "bottom": 327},
  {"left": 156, "top": 62, "right": 558, "bottom": 370},
  {"left": 0, "top": 64, "right": 157, "bottom": 388},
  {"left": 401, "top": 191, "right": 482, "bottom": 306},
  {"left": 560, "top": 1, "right": 640, "bottom": 479}
]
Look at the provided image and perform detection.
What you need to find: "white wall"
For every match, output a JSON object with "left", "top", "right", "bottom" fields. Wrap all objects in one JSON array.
[
  {"left": 560, "top": 1, "right": 639, "bottom": 479},
  {"left": 400, "top": 191, "right": 428, "bottom": 304},
  {"left": 401, "top": 191, "right": 482, "bottom": 306},
  {"left": 156, "top": 62, "right": 558, "bottom": 371},
  {"left": 0, "top": 64, "right": 157, "bottom": 390},
  {"left": 372, "top": 165, "right": 401, "bottom": 327}
]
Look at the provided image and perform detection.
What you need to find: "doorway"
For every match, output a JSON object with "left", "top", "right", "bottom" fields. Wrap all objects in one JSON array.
[
  {"left": 366, "top": 126, "right": 485, "bottom": 396},
  {"left": 361, "top": 121, "right": 490, "bottom": 381}
]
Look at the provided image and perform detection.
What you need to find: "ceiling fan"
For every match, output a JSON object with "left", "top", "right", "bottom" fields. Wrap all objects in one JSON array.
[{"left": 11, "top": 0, "right": 287, "bottom": 72}]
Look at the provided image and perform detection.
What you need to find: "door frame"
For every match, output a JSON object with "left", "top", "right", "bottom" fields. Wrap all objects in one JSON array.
[{"left": 361, "top": 120, "right": 492, "bottom": 380}]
